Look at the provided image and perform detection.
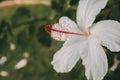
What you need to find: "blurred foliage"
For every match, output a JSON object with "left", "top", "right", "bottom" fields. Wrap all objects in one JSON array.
[
  {"left": 11, "top": 7, "right": 34, "bottom": 27},
  {"left": 0, "top": 0, "right": 120, "bottom": 80},
  {"left": 0, "top": 0, "right": 4, "bottom": 2},
  {"left": 37, "top": 26, "right": 52, "bottom": 47}
]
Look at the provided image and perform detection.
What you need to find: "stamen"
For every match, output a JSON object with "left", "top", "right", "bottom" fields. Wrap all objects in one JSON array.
[{"left": 45, "top": 24, "right": 90, "bottom": 37}]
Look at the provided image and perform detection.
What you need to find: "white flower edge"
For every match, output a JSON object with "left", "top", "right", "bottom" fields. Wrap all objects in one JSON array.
[{"left": 51, "top": 0, "right": 120, "bottom": 80}]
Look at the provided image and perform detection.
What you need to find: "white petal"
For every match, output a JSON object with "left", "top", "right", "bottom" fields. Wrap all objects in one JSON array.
[
  {"left": 77, "top": 0, "right": 108, "bottom": 32},
  {"left": 0, "top": 71, "right": 9, "bottom": 77},
  {"left": 10, "top": 43, "right": 16, "bottom": 51},
  {"left": 81, "top": 37, "right": 108, "bottom": 80},
  {"left": 0, "top": 56, "right": 7, "bottom": 65},
  {"left": 59, "top": 16, "right": 80, "bottom": 33},
  {"left": 51, "top": 38, "right": 87, "bottom": 73},
  {"left": 14, "top": 59, "right": 28, "bottom": 69},
  {"left": 90, "top": 20, "right": 120, "bottom": 51},
  {"left": 51, "top": 16, "right": 81, "bottom": 41}
]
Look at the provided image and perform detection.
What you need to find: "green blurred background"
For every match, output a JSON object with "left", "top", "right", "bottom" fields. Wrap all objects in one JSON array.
[{"left": 0, "top": 0, "right": 120, "bottom": 80}]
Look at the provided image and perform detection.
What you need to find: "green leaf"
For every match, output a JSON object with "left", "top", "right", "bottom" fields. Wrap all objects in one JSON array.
[
  {"left": 0, "top": 20, "right": 12, "bottom": 39},
  {"left": 11, "top": 7, "right": 34, "bottom": 27},
  {"left": 29, "top": 23, "right": 36, "bottom": 36},
  {"left": 51, "top": 0, "right": 67, "bottom": 12},
  {"left": 0, "top": 20, "right": 11, "bottom": 33},
  {"left": 0, "top": 36, "right": 9, "bottom": 54},
  {"left": 110, "top": 5, "right": 120, "bottom": 21},
  {"left": 64, "top": 9, "right": 76, "bottom": 20},
  {"left": 17, "top": 31, "right": 29, "bottom": 51},
  {"left": 70, "top": 0, "right": 79, "bottom": 6},
  {"left": 37, "top": 26, "right": 52, "bottom": 47}
]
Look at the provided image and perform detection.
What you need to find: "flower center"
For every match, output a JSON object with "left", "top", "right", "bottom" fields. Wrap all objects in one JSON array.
[{"left": 84, "top": 32, "right": 91, "bottom": 39}]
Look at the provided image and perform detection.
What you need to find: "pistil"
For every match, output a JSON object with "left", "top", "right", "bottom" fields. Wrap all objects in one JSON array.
[{"left": 45, "top": 24, "right": 91, "bottom": 38}]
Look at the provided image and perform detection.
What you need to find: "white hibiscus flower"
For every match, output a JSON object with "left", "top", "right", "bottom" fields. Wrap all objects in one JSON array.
[{"left": 45, "top": 0, "right": 120, "bottom": 80}]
